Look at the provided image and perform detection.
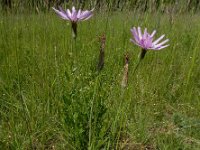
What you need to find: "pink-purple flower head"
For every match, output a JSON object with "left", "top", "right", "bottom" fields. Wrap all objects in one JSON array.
[
  {"left": 52, "top": 6, "right": 94, "bottom": 23},
  {"left": 52, "top": 6, "right": 94, "bottom": 39},
  {"left": 130, "top": 27, "right": 169, "bottom": 51}
]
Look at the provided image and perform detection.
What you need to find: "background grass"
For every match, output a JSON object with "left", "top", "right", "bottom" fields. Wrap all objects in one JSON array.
[
  {"left": 1, "top": 0, "right": 200, "bottom": 14},
  {"left": 0, "top": 10, "right": 200, "bottom": 149}
]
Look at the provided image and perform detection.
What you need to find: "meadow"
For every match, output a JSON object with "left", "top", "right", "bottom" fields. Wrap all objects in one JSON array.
[{"left": 0, "top": 10, "right": 200, "bottom": 149}]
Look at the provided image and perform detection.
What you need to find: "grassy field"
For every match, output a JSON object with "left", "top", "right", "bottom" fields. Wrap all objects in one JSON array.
[{"left": 0, "top": 11, "right": 200, "bottom": 149}]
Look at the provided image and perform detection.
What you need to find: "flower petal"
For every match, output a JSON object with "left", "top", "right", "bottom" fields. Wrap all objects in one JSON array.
[
  {"left": 79, "top": 11, "right": 92, "bottom": 20},
  {"left": 52, "top": 7, "right": 69, "bottom": 20},
  {"left": 154, "top": 39, "right": 169, "bottom": 48},
  {"left": 131, "top": 27, "right": 140, "bottom": 43},
  {"left": 130, "top": 39, "right": 142, "bottom": 47},
  {"left": 66, "top": 9, "right": 72, "bottom": 20},
  {"left": 77, "top": 9, "right": 82, "bottom": 18},
  {"left": 72, "top": 6, "right": 76, "bottom": 15},
  {"left": 83, "top": 14, "right": 93, "bottom": 21},
  {"left": 143, "top": 28, "right": 147, "bottom": 39},
  {"left": 150, "top": 30, "right": 156, "bottom": 37},
  {"left": 153, "top": 34, "right": 165, "bottom": 45},
  {"left": 79, "top": 8, "right": 94, "bottom": 21},
  {"left": 156, "top": 44, "right": 170, "bottom": 50},
  {"left": 71, "top": 6, "right": 77, "bottom": 21},
  {"left": 137, "top": 27, "right": 142, "bottom": 40}
]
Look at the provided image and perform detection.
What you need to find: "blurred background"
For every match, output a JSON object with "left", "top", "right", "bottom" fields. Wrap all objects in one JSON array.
[{"left": 1, "top": 0, "right": 200, "bottom": 14}]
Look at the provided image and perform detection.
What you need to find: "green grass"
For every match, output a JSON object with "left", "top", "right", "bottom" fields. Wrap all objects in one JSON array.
[{"left": 0, "top": 11, "right": 200, "bottom": 149}]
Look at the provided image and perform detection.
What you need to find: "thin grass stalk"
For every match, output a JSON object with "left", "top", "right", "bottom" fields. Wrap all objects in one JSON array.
[
  {"left": 88, "top": 76, "right": 99, "bottom": 149},
  {"left": 97, "top": 34, "right": 106, "bottom": 71},
  {"left": 184, "top": 34, "right": 199, "bottom": 100},
  {"left": 104, "top": 0, "right": 112, "bottom": 33},
  {"left": 121, "top": 54, "right": 129, "bottom": 88},
  {"left": 15, "top": 26, "right": 33, "bottom": 148},
  {"left": 54, "top": 46, "right": 60, "bottom": 87}
]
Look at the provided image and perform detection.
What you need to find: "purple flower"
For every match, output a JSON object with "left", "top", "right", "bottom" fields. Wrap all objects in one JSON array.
[
  {"left": 130, "top": 27, "right": 169, "bottom": 50},
  {"left": 52, "top": 6, "right": 94, "bottom": 23},
  {"left": 52, "top": 6, "right": 94, "bottom": 39}
]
